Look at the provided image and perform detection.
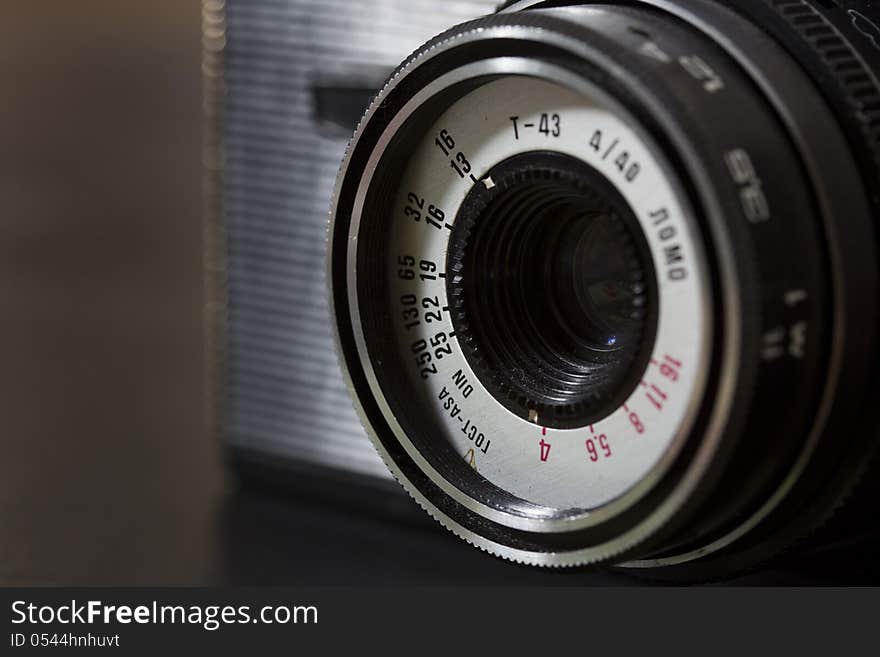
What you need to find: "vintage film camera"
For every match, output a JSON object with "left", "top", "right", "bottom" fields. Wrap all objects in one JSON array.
[{"left": 208, "top": 0, "right": 880, "bottom": 578}]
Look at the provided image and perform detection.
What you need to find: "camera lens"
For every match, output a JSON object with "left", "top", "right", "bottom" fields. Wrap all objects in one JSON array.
[
  {"left": 329, "top": 0, "right": 880, "bottom": 574},
  {"left": 448, "top": 151, "right": 656, "bottom": 428}
]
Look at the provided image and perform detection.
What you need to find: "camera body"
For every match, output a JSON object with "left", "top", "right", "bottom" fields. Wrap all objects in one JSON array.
[
  {"left": 204, "top": 0, "right": 499, "bottom": 503},
  {"left": 208, "top": 0, "right": 880, "bottom": 578}
]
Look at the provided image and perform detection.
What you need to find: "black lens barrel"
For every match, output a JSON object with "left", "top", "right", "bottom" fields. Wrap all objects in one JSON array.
[{"left": 330, "top": 0, "right": 880, "bottom": 573}]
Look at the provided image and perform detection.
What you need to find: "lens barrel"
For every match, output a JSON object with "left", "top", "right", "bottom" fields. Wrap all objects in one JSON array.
[{"left": 329, "top": 0, "right": 880, "bottom": 575}]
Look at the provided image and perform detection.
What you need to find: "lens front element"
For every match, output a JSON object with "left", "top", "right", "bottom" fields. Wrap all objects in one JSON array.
[{"left": 448, "top": 151, "right": 657, "bottom": 430}]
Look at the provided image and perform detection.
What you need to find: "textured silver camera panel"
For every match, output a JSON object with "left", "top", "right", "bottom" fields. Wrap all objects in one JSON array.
[{"left": 209, "top": 0, "right": 497, "bottom": 483}]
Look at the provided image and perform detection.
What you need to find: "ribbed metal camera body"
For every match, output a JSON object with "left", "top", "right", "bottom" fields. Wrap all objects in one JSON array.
[{"left": 205, "top": 0, "right": 500, "bottom": 502}]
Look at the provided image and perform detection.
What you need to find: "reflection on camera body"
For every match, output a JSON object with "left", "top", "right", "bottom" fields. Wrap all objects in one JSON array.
[{"left": 209, "top": 0, "right": 880, "bottom": 579}]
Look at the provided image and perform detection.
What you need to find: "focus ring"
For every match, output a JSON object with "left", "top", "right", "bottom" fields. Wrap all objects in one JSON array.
[{"left": 765, "top": 0, "right": 880, "bottom": 180}]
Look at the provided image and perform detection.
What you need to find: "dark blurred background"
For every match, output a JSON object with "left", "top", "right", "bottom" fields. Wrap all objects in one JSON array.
[
  {"left": 0, "top": 2, "right": 873, "bottom": 587},
  {"left": 0, "top": 2, "right": 219, "bottom": 585}
]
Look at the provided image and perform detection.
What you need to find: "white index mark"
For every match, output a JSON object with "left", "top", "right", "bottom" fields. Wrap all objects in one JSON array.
[
  {"left": 483, "top": 176, "right": 496, "bottom": 190},
  {"left": 785, "top": 290, "right": 808, "bottom": 308},
  {"left": 640, "top": 41, "right": 672, "bottom": 64}
]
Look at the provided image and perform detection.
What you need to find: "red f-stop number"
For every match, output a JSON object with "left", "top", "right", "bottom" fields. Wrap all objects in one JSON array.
[
  {"left": 537, "top": 355, "right": 683, "bottom": 464},
  {"left": 586, "top": 425, "right": 612, "bottom": 463},
  {"left": 629, "top": 355, "right": 684, "bottom": 433}
]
